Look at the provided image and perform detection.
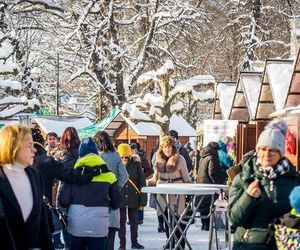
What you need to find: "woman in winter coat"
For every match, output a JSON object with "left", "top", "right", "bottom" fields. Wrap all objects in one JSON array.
[
  {"left": 58, "top": 137, "right": 121, "bottom": 250},
  {"left": 196, "top": 141, "right": 223, "bottom": 231},
  {"left": 94, "top": 131, "right": 129, "bottom": 250},
  {"left": 228, "top": 120, "right": 300, "bottom": 250},
  {"left": 54, "top": 126, "right": 81, "bottom": 248},
  {"left": 0, "top": 125, "right": 53, "bottom": 250},
  {"left": 117, "top": 144, "right": 147, "bottom": 250},
  {"left": 149, "top": 135, "right": 192, "bottom": 249}
]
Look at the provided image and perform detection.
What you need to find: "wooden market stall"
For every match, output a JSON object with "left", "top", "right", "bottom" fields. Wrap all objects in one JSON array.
[{"left": 104, "top": 113, "right": 197, "bottom": 162}]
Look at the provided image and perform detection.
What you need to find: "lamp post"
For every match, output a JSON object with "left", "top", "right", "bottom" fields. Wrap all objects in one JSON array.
[{"left": 55, "top": 53, "right": 60, "bottom": 116}]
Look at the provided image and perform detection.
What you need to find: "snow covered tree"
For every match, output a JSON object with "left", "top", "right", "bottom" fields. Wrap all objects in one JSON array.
[
  {"left": 0, "top": 0, "right": 64, "bottom": 118},
  {"left": 121, "top": 60, "right": 214, "bottom": 135},
  {"left": 61, "top": 0, "right": 217, "bottom": 109}
]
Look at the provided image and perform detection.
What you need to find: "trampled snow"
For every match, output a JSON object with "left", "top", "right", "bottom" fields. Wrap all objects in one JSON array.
[{"left": 114, "top": 206, "right": 230, "bottom": 249}]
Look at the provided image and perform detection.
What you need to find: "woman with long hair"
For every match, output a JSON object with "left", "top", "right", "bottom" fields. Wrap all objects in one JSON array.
[
  {"left": 54, "top": 127, "right": 81, "bottom": 248},
  {"left": 55, "top": 127, "right": 81, "bottom": 168},
  {"left": 0, "top": 125, "right": 53, "bottom": 249},
  {"left": 149, "top": 135, "right": 192, "bottom": 249},
  {"left": 94, "top": 131, "right": 128, "bottom": 250}
]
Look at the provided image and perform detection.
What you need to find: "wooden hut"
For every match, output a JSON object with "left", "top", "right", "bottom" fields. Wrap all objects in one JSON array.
[{"left": 104, "top": 113, "right": 196, "bottom": 162}]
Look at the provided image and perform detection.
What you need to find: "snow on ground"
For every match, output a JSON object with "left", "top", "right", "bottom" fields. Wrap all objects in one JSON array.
[{"left": 116, "top": 206, "right": 229, "bottom": 250}]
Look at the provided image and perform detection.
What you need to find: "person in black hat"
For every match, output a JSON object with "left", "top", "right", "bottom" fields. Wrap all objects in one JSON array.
[{"left": 168, "top": 130, "right": 193, "bottom": 172}]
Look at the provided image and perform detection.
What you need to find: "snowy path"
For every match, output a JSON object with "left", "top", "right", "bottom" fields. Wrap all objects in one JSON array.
[{"left": 115, "top": 207, "right": 229, "bottom": 250}]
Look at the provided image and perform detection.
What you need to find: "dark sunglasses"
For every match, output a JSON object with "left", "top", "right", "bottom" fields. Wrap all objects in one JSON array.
[{"left": 121, "top": 156, "right": 130, "bottom": 160}]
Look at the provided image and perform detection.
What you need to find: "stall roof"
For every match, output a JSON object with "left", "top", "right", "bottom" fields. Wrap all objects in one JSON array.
[
  {"left": 104, "top": 113, "right": 196, "bottom": 137},
  {"left": 229, "top": 71, "right": 261, "bottom": 122},
  {"left": 255, "top": 59, "right": 294, "bottom": 120},
  {"left": 285, "top": 48, "right": 300, "bottom": 108},
  {"left": 34, "top": 117, "right": 92, "bottom": 137},
  {"left": 213, "top": 81, "right": 236, "bottom": 120},
  {"left": 240, "top": 72, "right": 262, "bottom": 120}
]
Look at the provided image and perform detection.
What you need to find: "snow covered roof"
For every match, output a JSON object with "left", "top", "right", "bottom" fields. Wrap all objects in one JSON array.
[
  {"left": 255, "top": 59, "right": 294, "bottom": 120},
  {"left": 122, "top": 114, "right": 196, "bottom": 137},
  {"left": 285, "top": 48, "right": 300, "bottom": 108},
  {"left": 176, "top": 75, "right": 215, "bottom": 87},
  {"left": 104, "top": 111, "right": 196, "bottom": 137},
  {"left": 267, "top": 60, "right": 293, "bottom": 110},
  {"left": 214, "top": 81, "right": 236, "bottom": 120},
  {"left": 229, "top": 72, "right": 258, "bottom": 122},
  {"left": 33, "top": 117, "right": 93, "bottom": 137},
  {"left": 240, "top": 72, "right": 262, "bottom": 119}
]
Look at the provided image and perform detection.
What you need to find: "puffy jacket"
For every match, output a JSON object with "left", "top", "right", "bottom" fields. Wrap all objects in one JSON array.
[
  {"left": 228, "top": 156, "right": 300, "bottom": 250},
  {"left": 196, "top": 145, "right": 222, "bottom": 184},
  {"left": 58, "top": 154, "right": 121, "bottom": 237},
  {"left": 120, "top": 155, "right": 147, "bottom": 208},
  {"left": 32, "top": 144, "right": 99, "bottom": 205},
  {"left": 217, "top": 140, "right": 233, "bottom": 168}
]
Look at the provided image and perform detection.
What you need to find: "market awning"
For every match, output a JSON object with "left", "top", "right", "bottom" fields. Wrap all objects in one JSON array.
[{"left": 78, "top": 107, "right": 120, "bottom": 139}]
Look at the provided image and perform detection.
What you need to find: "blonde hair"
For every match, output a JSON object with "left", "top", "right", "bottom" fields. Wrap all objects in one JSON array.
[{"left": 0, "top": 125, "right": 31, "bottom": 165}]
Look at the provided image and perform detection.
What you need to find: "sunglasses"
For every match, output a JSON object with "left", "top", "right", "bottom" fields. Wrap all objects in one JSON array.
[{"left": 121, "top": 156, "right": 130, "bottom": 160}]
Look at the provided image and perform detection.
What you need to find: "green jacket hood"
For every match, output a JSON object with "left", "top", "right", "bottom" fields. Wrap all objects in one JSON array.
[
  {"left": 74, "top": 153, "right": 106, "bottom": 169},
  {"left": 74, "top": 153, "right": 116, "bottom": 184}
]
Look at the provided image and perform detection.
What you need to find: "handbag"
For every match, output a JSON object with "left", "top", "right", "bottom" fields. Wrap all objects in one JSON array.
[{"left": 44, "top": 197, "right": 67, "bottom": 233}]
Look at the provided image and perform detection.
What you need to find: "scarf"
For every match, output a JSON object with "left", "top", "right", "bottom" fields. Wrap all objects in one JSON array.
[
  {"left": 155, "top": 153, "right": 179, "bottom": 173},
  {"left": 256, "top": 158, "right": 290, "bottom": 191}
]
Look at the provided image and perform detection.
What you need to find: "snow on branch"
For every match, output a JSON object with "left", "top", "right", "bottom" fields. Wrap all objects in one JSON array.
[
  {"left": 0, "top": 79, "right": 22, "bottom": 90},
  {"left": 122, "top": 60, "right": 215, "bottom": 135},
  {"left": 13, "top": 0, "right": 64, "bottom": 12}
]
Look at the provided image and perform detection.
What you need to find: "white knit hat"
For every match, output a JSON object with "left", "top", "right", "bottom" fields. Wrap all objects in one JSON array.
[{"left": 256, "top": 119, "right": 287, "bottom": 157}]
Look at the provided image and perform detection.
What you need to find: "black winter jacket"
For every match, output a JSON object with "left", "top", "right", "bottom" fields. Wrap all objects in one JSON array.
[
  {"left": 196, "top": 146, "right": 222, "bottom": 184},
  {"left": 32, "top": 144, "right": 99, "bottom": 205},
  {"left": 120, "top": 155, "right": 147, "bottom": 208},
  {"left": 0, "top": 167, "right": 53, "bottom": 250}
]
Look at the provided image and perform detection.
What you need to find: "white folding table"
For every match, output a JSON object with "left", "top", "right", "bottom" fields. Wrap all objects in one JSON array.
[
  {"left": 142, "top": 186, "right": 220, "bottom": 250},
  {"left": 157, "top": 183, "right": 231, "bottom": 250}
]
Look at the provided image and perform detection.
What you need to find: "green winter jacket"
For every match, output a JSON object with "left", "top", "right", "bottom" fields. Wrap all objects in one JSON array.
[{"left": 228, "top": 156, "right": 300, "bottom": 250}]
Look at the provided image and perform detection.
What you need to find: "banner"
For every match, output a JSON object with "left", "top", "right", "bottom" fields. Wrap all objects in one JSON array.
[{"left": 203, "top": 119, "right": 238, "bottom": 146}]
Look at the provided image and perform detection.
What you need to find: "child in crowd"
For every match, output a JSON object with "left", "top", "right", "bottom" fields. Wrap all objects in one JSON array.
[
  {"left": 58, "top": 137, "right": 121, "bottom": 250},
  {"left": 275, "top": 186, "right": 300, "bottom": 250}
]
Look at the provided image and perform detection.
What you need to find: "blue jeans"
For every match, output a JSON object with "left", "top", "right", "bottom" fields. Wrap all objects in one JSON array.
[{"left": 70, "top": 235, "right": 107, "bottom": 250}]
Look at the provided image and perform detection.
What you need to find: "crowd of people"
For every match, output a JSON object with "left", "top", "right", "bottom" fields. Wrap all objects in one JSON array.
[{"left": 0, "top": 119, "right": 300, "bottom": 250}]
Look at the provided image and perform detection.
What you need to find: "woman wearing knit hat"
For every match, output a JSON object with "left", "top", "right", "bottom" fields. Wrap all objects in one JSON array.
[
  {"left": 117, "top": 143, "right": 147, "bottom": 250},
  {"left": 228, "top": 119, "right": 300, "bottom": 250},
  {"left": 148, "top": 135, "right": 192, "bottom": 249}
]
